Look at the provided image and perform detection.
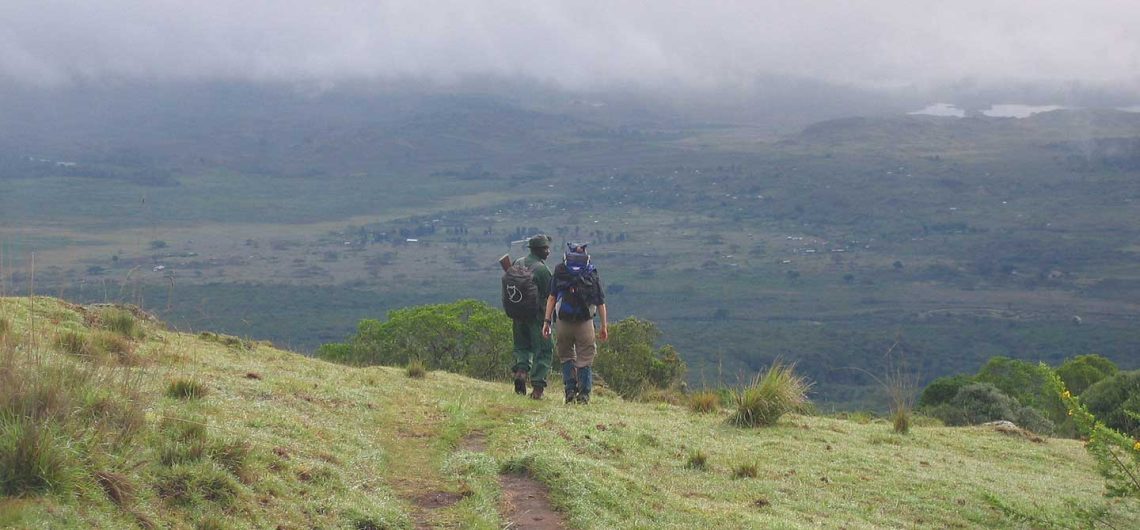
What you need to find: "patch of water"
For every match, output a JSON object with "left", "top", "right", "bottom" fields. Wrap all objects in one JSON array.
[
  {"left": 908, "top": 103, "right": 964, "bottom": 117},
  {"left": 981, "top": 104, "right": 1065, "bottom": 118}
]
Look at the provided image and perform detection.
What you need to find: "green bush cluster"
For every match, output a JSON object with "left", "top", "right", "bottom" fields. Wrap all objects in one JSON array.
[
  {"left": 320, "top": 301, "right": 689, "bottom": 396},
  {"left": 317, "top": 299, "right": 511, "bottom": 381},
  {"left": 918, "top": 354, "right": 1125, "bottom": 437},
  {"left": 1080, "top": 371, "right": 1140, "bottom": 438},
  {"left": 594, "top": 317, "right": 687, "bottom": 398},
  {"left": 1045, "top": 366, "right": 1140, "bottom": 498},
  {"left": 924, "top": 383, "right": 1055, "bottom": 434}
]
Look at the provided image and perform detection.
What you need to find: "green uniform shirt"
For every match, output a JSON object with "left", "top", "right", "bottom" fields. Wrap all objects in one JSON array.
[{"left": 517, "top": 252, "right": 552, "bottom": 309}]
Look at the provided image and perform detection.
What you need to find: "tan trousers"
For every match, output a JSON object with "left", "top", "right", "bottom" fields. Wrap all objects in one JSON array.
[{"left": 555, "top": 319, "right": 596, "bottom": 368}]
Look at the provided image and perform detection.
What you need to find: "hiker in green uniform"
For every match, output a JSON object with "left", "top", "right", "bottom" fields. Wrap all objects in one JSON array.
[{"left": 504, "top": 235, "right": 554, "bottom": 399}]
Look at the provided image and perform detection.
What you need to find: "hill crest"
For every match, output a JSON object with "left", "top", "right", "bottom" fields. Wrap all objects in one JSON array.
[{"left": 2, "top": 296, "right": 1136, "bottom": 528}]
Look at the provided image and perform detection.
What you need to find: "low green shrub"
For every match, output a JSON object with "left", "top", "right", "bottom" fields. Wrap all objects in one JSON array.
[
  {"left": 728, "top": 362, "right": 811, "bottom": 428},
  {"left": 1080, "top": 371, "right": 1140, "bottom": 438}
]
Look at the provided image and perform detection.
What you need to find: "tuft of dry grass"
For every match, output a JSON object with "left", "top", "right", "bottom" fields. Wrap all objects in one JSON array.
[
  {"left": 688, "top": 390, "right": 721, "bottom": 414},
  {"left": 684, "top": 449, "right": 709, "bottom": 470},
  {"left": 732, "top": 462, "right": 759, "bottom": 479},
  {"left": 166, "top": 378, "right": 209, "bottom": 400},
  {"left": 95, "top": 470, "right": 136, "bottom": 506},
  {"left": 406, "top": 358, "right": 427, "bottom": 379},
  {"left": 728, "top": 361, "right": 812, "bottom": 428},
  {"left": 100, "top": 307, "right": 144, "bottom": 340},
  {"left": 54, "top": 330, "right": 91, "bottom": 357},
  {"left": 892, "top": 408, "right": 911, "bottom": 434}
]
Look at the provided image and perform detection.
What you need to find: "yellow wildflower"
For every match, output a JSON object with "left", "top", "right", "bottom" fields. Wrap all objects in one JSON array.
[
  {"left": 1134, "top": 441, "right": 1140, "bottom": 452},
  {"left": 1062, "top": 390, "right": 1071, "bottom": 399}
]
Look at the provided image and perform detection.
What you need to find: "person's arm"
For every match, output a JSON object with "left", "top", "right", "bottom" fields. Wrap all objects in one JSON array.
[
  {"left": 596, "top": 303, "right": 608, "bottom": 341},
  {"left": 541, "top": 295, "right": 557, "bottom": 338}
]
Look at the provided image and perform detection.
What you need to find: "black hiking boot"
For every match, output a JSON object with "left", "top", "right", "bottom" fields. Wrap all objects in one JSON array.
[
  {"left": 513, "top": 370, "right": 527, "bottom": 395},
  {"left": 529, "top": 386, "right": 545, "bottom": 400},
  {"left": 564, "top": 388, "right": 578, "bottom": 404},
  {"left": 574, "top": 393, "right": 590, "bottom": 405}
]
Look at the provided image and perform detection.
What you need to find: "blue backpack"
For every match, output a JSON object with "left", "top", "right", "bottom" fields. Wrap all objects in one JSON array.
[{"left": 554, "top": 244, "right": 599, "bottom": 322}]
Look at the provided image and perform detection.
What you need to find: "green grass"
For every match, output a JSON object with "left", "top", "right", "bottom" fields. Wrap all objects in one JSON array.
[
  {"left": 1, "top": 296, "right": 1138, "bottom": 528},
  {"left": 99, "top": 307, "right": 143, "bottom": 339}
]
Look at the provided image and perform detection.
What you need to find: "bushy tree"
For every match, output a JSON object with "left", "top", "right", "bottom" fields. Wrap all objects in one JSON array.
[
  {"left": 974, "top": 356, "right": 1051, "bottom": 409},
  {"left": 594, "top": 317, "right": 686, "bottom": 398},
  {"left": 317, "top": 299, "right": 512, "bottom": 381},
  {"left": 1080, "top": 371, "right": 1140, "bottom": 438},
  {"left": 1056, "top": 354, "right": 1118, "bottom": 395},
  {"left": 928, "top": 382, "right": 1054, "bottom": 434},
  {"left": 917, "top": 374, "right": 973, "bottom": 409}
]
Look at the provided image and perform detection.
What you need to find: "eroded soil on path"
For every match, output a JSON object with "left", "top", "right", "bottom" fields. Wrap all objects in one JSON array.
[
  {"left": 458, "top": 431, "right": 567, "bottom": 529},
  {"left": 499, "top": 474, "right": 567, "bottom": 530}
]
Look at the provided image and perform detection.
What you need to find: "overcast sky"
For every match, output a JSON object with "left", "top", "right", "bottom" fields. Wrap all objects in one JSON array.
[{"left": 2, "top": 1, "right": 1138, "bottom": 94}]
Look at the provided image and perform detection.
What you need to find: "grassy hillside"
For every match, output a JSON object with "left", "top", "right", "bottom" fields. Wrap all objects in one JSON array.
[{"left": 1, "top": 297, "right": 1137, "bottom": 529}]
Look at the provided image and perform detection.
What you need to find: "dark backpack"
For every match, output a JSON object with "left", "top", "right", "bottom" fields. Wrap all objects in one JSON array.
[
  {"left": 555, "top": 265, "right": 599, "bottom": 322},
  {"left": 502, "top": 260, "right": 540, "bottom": 319}
]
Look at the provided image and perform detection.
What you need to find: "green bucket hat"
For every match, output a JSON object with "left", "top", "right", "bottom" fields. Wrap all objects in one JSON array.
[{"left": 527, "top": 235, "right": 552, "bottom": 249}]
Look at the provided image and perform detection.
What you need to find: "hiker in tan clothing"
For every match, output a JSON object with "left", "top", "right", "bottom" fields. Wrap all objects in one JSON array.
[{"left": 542, "top": 243, "right": 607, "bottom": 404}]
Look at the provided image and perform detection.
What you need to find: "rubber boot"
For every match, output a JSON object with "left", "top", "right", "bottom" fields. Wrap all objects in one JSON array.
[
  {"left": 561, "top": 361, "right": 578, "bottom": 403},
  {"left": 575, "top": 366, "right": 592, "bottom": 404}
]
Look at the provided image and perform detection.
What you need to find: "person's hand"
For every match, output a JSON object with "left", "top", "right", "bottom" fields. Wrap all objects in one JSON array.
[
  {"left": 598, "top": 324, "right": 608, "bottom": 342},
  {"left": 542, "top": 321, "right": 552, "bottom": 339}
]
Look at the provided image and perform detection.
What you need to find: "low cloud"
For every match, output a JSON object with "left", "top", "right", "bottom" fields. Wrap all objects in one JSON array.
[{"left": 1, "top": 1, "right": 1137, "bottom": 94}]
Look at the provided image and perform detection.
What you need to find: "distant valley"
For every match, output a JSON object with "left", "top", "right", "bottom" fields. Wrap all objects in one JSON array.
[{"left": 3, "top": 82, "right": 1139, "bottom": 408}]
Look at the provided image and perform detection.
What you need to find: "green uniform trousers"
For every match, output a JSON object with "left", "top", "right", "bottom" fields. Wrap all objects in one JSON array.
[{"left": 512, "top": 316, "right": 553, "bottom": 387}]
